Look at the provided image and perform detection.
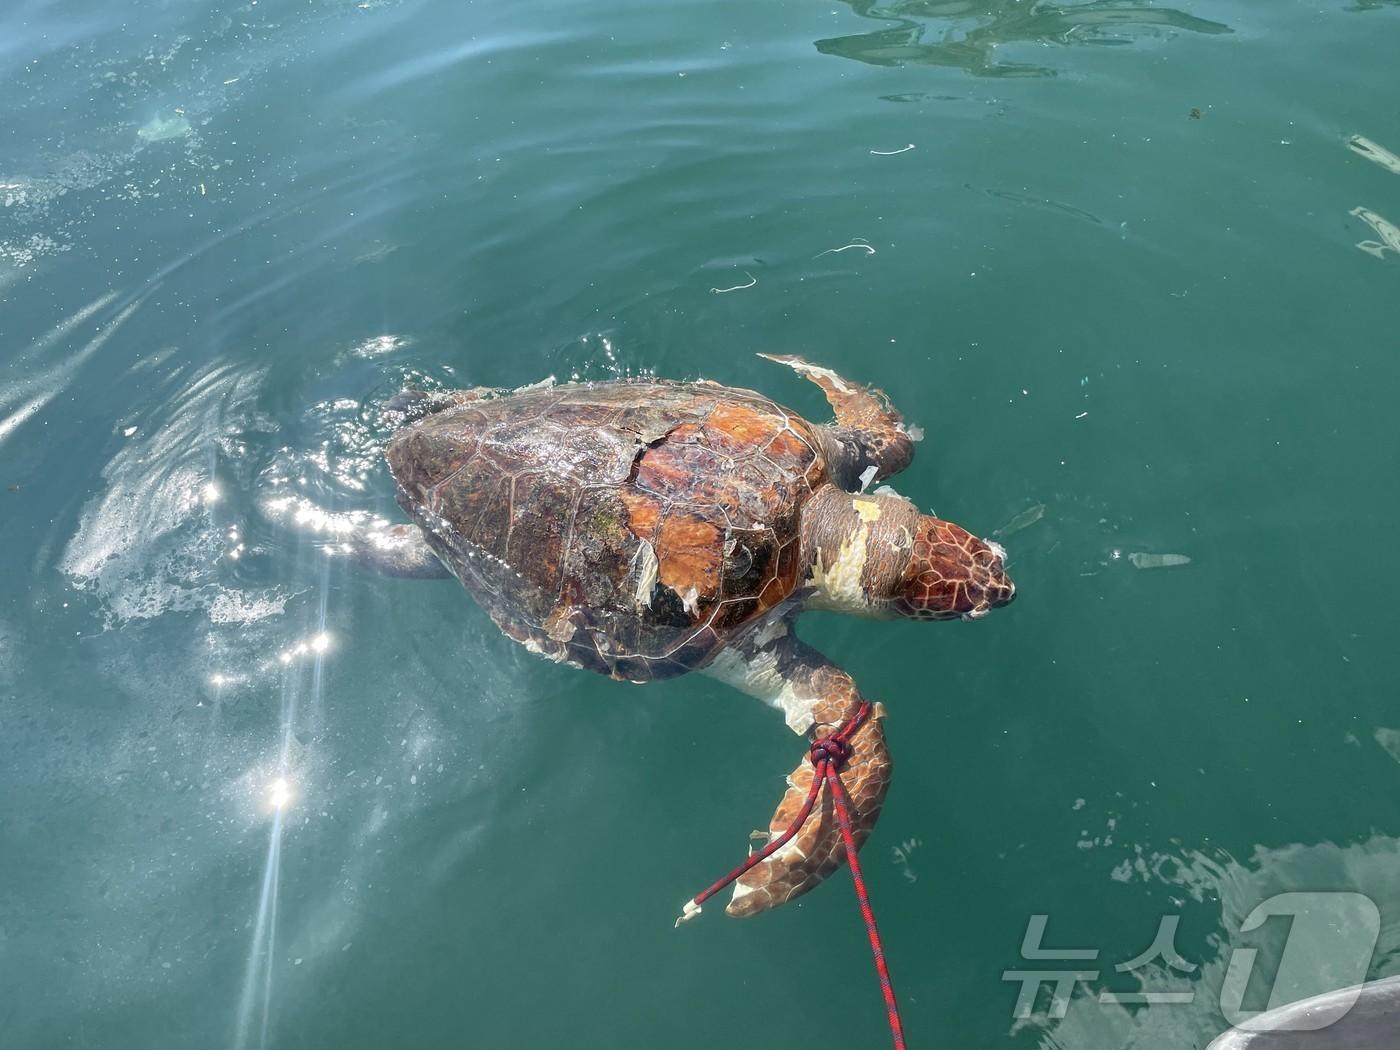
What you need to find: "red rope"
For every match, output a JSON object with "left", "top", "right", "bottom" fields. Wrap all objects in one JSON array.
[
  {"left": 681, "top": 702, "right": 907, "bottom": 1049},
  {"left": 825, "top": 757, "right": 906, "bottom": 1049}
]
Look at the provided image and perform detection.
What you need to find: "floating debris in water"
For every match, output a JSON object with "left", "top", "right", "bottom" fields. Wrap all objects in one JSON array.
[
  {"left": 1189, "top": 107, "right": 1202, "bottom": 120},
  {"left": 710, "top": 271, "right": 756, "bottom": 294},
  {"left": 1374, "top": 728, "right": 1400, "bottom": 765},
  {"left": 816, "top": 241, "right": 876, "bottom": 258},
  {"left": 890, "top": 838, "right": 921, "bottom": 883},
  {"left": 354, "top": 239, "right": 402, "bottom": 265},
  {"left": 1128, "top": 552, "right": 1191, "bottom": 569},
  {"left": 137, "top": 115, "right": 192, "bottom": 142},
  {"left": 870, "top": 144, "right": 915, "bottom": 156},
  {"left": 1347, "top": 135, "right": 1400, "bottom": 175},
  {"left": 993, "top": 503, "right": 1045, "bottom": 539},
  {"left": 1351, "top": 206, "right": 1400, "bottom": 260}
]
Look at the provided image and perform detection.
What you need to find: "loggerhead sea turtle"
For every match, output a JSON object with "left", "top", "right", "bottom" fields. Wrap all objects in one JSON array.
[{"left": 356, "top": 355, "right": 1015, "bottom": 918}]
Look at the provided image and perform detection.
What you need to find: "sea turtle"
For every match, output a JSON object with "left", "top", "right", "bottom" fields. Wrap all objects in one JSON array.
[{"left": 356, "top": 354, "right": 1015, "bottom": 918}]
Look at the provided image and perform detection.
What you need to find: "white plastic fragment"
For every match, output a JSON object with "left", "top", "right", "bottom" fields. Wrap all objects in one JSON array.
[
  {"left": 631, "top": 540, "right": 659, "bottom": 608},
  {"left": 1128, "top": 552, "right": 1191, "bottom": 570},
  {"left": 993, "top": 503, "right": 1045, "bottom": 539},
  {"left": 816, "top": 242, "right": 876, "bottom": 258},
  {"left": 710, "top": 272, "right": 757, "bottom": 294},
  {"left": 1347, "top": 135, "right": 1400, "bottom": 175},
  {"left": 675, "top": 899, "right": 702, "bottom": 927},
  {"left": 1351, "top": 206, "right": 1400, "bottom": 259},
  {"left": 137, "top": 115, "right": 192, "bottom": 142}
]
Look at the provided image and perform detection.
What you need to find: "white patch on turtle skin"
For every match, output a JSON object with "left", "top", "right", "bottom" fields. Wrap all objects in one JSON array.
[
  {"left": 906, "top": 423, "right": 924, "bottom": 442},
  {"left": 857, "top": 464, "right": 879, "bottom": 492},
  {"left": 729, "top": 880, "right": 757, "bottom": 909},
  {"left": 985, "top": 538, "right": 1008, "bottom": 562},
  {"left": 804, "top": 523, "right": 875, "bottom": 616},
  {"left": 703, "top": 619, "right": 818, "bottom": 734},
  {"left": 851, "top": 497, "right": 881, "bottom": 523},
  {"left": 757, "top": 353, "right": 853, "bottom": 394},
  {"left": 751, "top": 615, "right": 789, "bottom": 649}
]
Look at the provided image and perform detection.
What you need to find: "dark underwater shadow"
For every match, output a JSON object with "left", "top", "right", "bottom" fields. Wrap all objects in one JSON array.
[{"left": 815, "top": 0, "right": 1232, "bottom": 77}]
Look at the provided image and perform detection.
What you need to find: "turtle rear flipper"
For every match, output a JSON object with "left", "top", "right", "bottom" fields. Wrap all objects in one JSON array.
[
  {"left": 384, "top": 386, "right": 499, "bottom": 425},
  {"left": 758, "top": 354, "right": 915, "bottom": 488},
  {"left": 347, "top": 523, "right": 453, "bottom": 579}
]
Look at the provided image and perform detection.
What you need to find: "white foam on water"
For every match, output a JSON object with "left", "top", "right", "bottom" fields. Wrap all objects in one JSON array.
[
  {"left": 59, "top": 362, "right": 291, "bottom": 627},
  {"left": 208, "top": 591, "right": 294, "bottom": 625},
  {"left": 346, "top": 333, "right": 413, "bottom": 359}
]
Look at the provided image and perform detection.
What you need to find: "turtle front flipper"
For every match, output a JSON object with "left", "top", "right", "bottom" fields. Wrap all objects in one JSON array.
[
  {"left": 758, "top": 353, "right": 915, "bottom": 489},
  {"left": 696, "top": 618, "right": 893, "bottom": 918}
]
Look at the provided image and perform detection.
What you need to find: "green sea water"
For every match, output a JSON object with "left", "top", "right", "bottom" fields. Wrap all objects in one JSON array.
[{"left": 3, "top": 1, "right": 1400, "bottom": 1047}]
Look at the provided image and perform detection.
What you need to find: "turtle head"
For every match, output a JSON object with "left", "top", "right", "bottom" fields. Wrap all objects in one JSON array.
[
  {"left": 801, "top": 487, "right": 1014, "bottom": 621},
  {"left": 889, "top": 515, "right": 1016, "bottom": 622}
]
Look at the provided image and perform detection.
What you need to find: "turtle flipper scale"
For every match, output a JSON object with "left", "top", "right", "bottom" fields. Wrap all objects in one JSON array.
[
  {"left": 758, "top": 353, "right": 915, "bottom": 487},
  {"left": 698, "top": 620, "right": 893, "bottom": 918}
]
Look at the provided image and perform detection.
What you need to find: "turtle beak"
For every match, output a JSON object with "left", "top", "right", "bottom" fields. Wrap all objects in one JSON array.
[
  {"left": 961, "top": 580, "right": 1015, "bottom": 621},
  {"left": 964, "top": 543, "right": 1016, "bottom": 620}
]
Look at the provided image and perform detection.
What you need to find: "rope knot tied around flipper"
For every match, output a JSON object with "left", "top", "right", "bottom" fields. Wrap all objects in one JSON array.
[
  {"left": 675, "top": 701, "right": 908, "bottom": 1050},
  {"left": 809, "top": 733, "right": 853, "bottom": 768}
]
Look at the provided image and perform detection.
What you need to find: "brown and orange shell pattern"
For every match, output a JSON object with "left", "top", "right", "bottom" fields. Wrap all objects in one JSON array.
[{"left": 385, "top": 380, "right": 831, "bottom": 680}]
